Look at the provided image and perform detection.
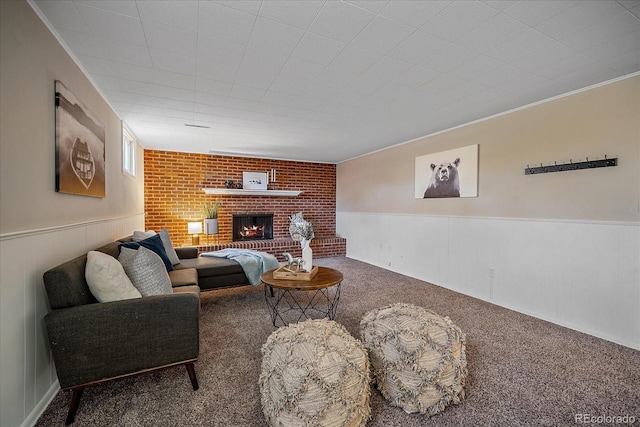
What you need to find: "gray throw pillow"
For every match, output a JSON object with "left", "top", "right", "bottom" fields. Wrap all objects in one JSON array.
[
  {"left": 118, "top": 247, "right": 172, "bottom": 296},
  {"left": 159, "top": 228, "right": 180, "bottom": 265}
]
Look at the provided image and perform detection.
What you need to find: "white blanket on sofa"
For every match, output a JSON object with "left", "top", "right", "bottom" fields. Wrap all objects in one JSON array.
[{"left": 200, "top": 249, "right": 280, "bottom": 286}]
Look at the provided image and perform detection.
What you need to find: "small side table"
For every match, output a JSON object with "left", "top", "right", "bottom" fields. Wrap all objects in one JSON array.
[{"left": 261, "top": 267, "right": 343, "bottom": 327}]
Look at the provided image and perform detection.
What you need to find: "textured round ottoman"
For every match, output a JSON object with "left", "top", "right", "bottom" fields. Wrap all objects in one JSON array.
[
  {"left": 259, "top": 319, "right": 371, "bottom": 427},
  {"left": 360, "top": 303, "right": 467, "bottom": 415}
]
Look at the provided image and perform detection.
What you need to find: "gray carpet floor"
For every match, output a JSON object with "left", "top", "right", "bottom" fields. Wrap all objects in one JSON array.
[{"left": 35, "top": 257, "right": 639, "bottom": 426}]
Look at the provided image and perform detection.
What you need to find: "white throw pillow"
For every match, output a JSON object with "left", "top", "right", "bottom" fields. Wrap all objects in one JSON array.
[
  {"left": 118, "top": 246, "right": 172, "bottom": 296},
  {"left": 85, "top": 251, "right": 141, "bottom": 302},
  {"left": 133, "top": 230, "right": 156, "bottom": 241}
]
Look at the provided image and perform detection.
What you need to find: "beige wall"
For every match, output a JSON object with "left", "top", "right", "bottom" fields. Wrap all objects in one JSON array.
[
  {"left": 0, "top": 0, "right": 144, "bottom": 235},
  {"left": 338, "top": 75, "right": 640, "bottom": 223},
  {"left": 1, "top": 2, "right": 144, "bottom": 426}
]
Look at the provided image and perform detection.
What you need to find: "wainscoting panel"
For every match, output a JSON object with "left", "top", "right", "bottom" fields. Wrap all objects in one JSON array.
[
  {"left": 337, "top": 212, "right": 640, "bottom": 349},
  {"left": 0, "top": 214, "right": 144, "bottom": 427}
]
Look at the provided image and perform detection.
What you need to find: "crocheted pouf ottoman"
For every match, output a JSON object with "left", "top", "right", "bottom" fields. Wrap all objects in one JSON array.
[
  {"left": 259, "top": 319, "right": 371, "bottom": 427},
  {"left": 360, "top": 303, "right": 467, "bottom": 415}
]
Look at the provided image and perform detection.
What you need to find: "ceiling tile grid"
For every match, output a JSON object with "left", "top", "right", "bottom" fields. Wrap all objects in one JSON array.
[{"left": 31, "top": 0, "right": 640, "bottom": 163}]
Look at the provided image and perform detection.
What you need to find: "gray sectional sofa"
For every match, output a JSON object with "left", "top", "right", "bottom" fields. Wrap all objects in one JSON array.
[{"left": 42, "top": 236, "right": 251, "bottom": 425}]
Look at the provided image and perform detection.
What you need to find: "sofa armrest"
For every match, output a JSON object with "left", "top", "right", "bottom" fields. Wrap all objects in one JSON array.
[
  {"left": 45, "top": 292, "right": 199, "bottom": 389},
  {"left": 176, "top": 246, "right": 198, "bottom": 260}
]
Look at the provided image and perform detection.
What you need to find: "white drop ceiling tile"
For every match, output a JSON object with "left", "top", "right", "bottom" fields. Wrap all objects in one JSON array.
[
  {"left": 196, "top": 77, "right": 233, "bottom": 97},
  {"left": 586, "top": 30, "right": 640, "bottom": 62},
  {"left": 263, "top": 90, "right": 322, "bottom": 110},
  {"left": 149, "top": 49, "right": 196, "bottom": 76},
  {"left": 501, "top": 0, "right": 578, "bottom": 26},
  {"left": 388, "top": 31, "right": 449, "bottom": 64},
  {"left": 198, "top": 1, "right": 256, "bottom": 44},
  {"left": 258, "top": 1, "right": 324, "bottom": 30},
  {"left": 534, "top": 53, "right": 602, "bottom": 80},
  {"left": 34, "top": 0, "right": 88, "bottom": 32},
  {"left": 446, "top": 55, "right": 503, "bottom": 81},
  {"left": 481, "top": 1, "right": 519, "bottom": 12},
  {"left": 329, "top": 46, "right": 381, "bottom": 75},
  {"left": 152, "top": 69, "right": 195, "bottom": 91},
  {"left": 136, "top": 0, "right": 198, "bottom": 30},
  {"left": 485, "top": 28, "right": 559, "bottom": 64},
  {"left": 345, "top": 1, "right": 389, "bottom": 14},
  {"left": 629, "top": 3, "right": 640, "bottom": 19},
  {"left": 456, "top": 13, "right": 529, "bottom": 53},
  {"left": 142, "top": 21, "right": 197, "bottom": 56},
  {"left": 393, "top": 64, "right": 442, "bottom": 88},
  {"left": 419, "top": 0, "right": 498, "bottom": 41},
  {"left": 58, "top": 28, "right": 153, "bottom": 67},
  {"left": 75, "top": 3, "right": 146, "bottom": 45},
  {"left": 379, "top": 1, "right": 452, "bottom": 29},
  {"left": 351, "top": 15, "right": 414, "bottom": 55},
  {"left": 194, "top": 91, "right": 228, "bottom": 107},
  {"left": 534, "top": 0, "right": 626, "bottom": 40},
  {"left": 339, "top": 74, "right": 387, "bottom": 97},
  {"left": 214, "top": 1, "right": 261, "bottom": 16},
  {"left": 308, "top": 1, "right": 375, "bottom": 43},
  {"left": 601, "top": 49, "right": 640, "bottom": 74},
  {"left": 241, "top": 47, "right": 289, "bottom": 75},
  {"left": 75, "top": 1, "right": 140, "bottom": 17},
  {"left": 195, "top": 102, "right": 226, "bottom": 116},
  {"left": 248, "top": 17, "right": 306, "bottom": 56},
  {"left": 233, "top": 68, "right": 278, "bottom": 90},
  {"left": 291, "top": 33, "right": 346, "bottom": 66},
  {"left": 364, "top": 56, "right": 414, "bottom": 81},
  {"left": 562, "top": 11, "right": 640, "bottom": 53},
  {"left": 197, "top": 34, "right": 244, "bottom": 66},
  {"left": 513, "top": 41, "right": 577, "bottom": 73},
  {"left": 422, "top": 43, "right": 477, "bottom": 74},
  {"left": 229, "top": 85, "right": 267, "bottom": 102},
  {"left": 197, "top": 59, "right": 239, "bottom": 83},
  {"left": 300, "top": 83, "right": 340, "bottom": 102}
]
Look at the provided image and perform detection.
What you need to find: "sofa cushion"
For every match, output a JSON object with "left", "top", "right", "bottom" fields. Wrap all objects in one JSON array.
[
  {"left": 85, "top": 251, "right": 142, "bottom": 302},
  {"left": 176, "top": 256, "right": 244, "bottom": 278},
  {"left": 169, "top": 268, "right": 199, "bottom": 288},
  {"left": 119, "top": 247, "right": 172, "bottom": 296},
  {"left": 121, "top": 234, "right": 174, "bottom": 271}
]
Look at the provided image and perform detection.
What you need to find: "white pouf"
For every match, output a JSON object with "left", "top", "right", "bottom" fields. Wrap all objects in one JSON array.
[
  {"left": 360, "top": 303, "right": 467, "bottom": 415},
  {"left": 259, "top": 319, "right": 371, "bottom": 427}
]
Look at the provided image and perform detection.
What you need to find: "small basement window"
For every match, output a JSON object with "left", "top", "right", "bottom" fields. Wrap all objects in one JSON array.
[{"left": 122, "top": 125, "right": 136, "bottom": 177}]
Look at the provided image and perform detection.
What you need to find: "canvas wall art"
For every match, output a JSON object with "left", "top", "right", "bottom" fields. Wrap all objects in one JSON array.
[
  {"left": 415, "top": 144, "right": 478, "bottom": 198},
  {"left": 55, "top": 81, "right": 105, "bottom": 197}
]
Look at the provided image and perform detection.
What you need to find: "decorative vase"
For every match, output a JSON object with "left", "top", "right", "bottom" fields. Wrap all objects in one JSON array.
[
  {"left": 301, "top": 239, "right": 313, "bottom": 272},
  {"left": 204, "top": 218, "right": 218, "bottom": 235}
]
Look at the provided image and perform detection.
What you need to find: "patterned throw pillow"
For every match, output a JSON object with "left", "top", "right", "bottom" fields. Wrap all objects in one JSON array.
[
  {"left": 118, "top": 247, "right": 172, "bottom": 296},
  {"left": 85, "top": 251, "right": 141, "bottom": 302},
  {"left": 121, "top": 234, "right": 174, "bottom": 271}
]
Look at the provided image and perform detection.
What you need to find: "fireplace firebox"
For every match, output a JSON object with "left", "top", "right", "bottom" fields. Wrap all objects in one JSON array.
[{"left": 233, "top": 214, "right": 274, "bottom": 241}]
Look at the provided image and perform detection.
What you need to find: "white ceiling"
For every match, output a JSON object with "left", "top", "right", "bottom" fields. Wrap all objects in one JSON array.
[{"left": 32, "top": 0, "right": 640, "bottom": 163}]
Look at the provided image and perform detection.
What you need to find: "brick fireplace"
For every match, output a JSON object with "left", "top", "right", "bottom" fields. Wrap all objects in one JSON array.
[{"left": 144, "top": 150, "right": 346, "bottom": 260}]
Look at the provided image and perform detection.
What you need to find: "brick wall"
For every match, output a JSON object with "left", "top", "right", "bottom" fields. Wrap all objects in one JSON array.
[{"left": 144, "top": 150, "right": 345, "bottom": 258}]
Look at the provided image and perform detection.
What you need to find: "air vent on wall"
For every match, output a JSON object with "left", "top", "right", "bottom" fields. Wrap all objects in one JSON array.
[{"left": 184, "top": 124, "right": 210, "bottom": 128}]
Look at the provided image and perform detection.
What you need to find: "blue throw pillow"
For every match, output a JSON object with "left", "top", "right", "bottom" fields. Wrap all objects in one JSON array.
[{"left": 120, "top": 234, "right": 174, "bottom": 271}]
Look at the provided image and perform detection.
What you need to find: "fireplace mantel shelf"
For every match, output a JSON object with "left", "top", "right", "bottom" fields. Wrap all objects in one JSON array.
[{"left": 202, "top": 188, "right": 302, "bottom": 197}]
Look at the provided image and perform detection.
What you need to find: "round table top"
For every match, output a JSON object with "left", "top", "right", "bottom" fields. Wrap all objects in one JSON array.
[{"left": 261, "top": 266, "right": 343, "bottom": 291}]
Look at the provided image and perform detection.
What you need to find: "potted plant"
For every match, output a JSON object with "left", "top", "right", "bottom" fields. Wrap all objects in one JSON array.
[{"left": 204, "top": 201, "right": 221, "bottom": 235}]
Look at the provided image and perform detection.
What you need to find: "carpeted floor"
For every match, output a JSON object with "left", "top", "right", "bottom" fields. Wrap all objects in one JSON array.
[{"left": 35, "top": 257, "right": 639, "bottom": 426}]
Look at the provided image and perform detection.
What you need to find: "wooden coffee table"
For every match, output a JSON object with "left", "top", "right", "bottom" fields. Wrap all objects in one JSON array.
[{"left": 261, "top": 266, "right": 343, "bottom": 327}]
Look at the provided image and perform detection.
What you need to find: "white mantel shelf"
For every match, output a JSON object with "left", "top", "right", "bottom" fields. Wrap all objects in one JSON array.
[{"left": 203, "top": 188, "right": 302, "bottom": 196}]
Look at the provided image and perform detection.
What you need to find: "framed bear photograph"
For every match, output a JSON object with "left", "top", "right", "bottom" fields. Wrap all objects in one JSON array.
[{"left": 415, "top": 144, "right": 478, "bottom": 199}]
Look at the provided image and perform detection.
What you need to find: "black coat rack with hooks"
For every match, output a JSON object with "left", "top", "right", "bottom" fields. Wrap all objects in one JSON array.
[{"left": 525, "top": 156, "right": 617, "bottom": 175}]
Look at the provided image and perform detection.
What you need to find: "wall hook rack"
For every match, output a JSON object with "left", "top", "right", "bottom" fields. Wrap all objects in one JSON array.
[{"left": 525, "top": 156, "right": 617, "bottom": 175}]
